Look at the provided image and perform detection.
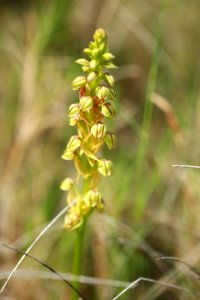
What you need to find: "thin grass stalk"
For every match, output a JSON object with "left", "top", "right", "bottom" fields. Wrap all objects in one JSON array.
[
  {"left": 135, "top": 6, "right": 163, "bottom": 174},
  {"left": 133, "top": 2, "right": 166, "bottom": 221}
]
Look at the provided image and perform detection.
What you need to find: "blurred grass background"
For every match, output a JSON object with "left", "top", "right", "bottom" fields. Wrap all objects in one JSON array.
[{"left": 1, "top": 0, "right": 200, "bottom": 299}]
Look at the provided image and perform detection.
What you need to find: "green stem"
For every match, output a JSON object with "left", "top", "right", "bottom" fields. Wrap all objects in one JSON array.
[
  {"left": 72, "top": 178, "right": 90, "bottom": 300},
  {"left": 72, "top": 221, "right": 86, "bottom": 300}
]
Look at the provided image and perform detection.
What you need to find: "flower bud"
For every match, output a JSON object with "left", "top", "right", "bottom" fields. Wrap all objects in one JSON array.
[
  {"left": 60, "top": 178, "right": 74, "bottom": 191},
  {"left": 89, "top": 59, "right": 97, "bottom": 69},
  {"left": 99, "top": 42, "right": 106, "bottom": 53},
  {"left": 61, "top": 150, "right": 74, "bottom": 160},
  {"left": 98, "top": 159, "right": 113, "bottom": 176},
  {"left": 87, "top": 71, "right": 97, "bottom": 82},
  {"left": 105, "top": 73, "right": 115, "bottom": 87},
  {"left": 79, "top": 96, "right": 93, "bottom": 111},
  {"left": 83, "top": 48, "right": 92, "bottom": 55},
  {"left": 72, "top": 76, "right": 86, "bottom": 90},
  {"left": 67, "top": 135, "right": 81, "bottom": 151},
  {"left": 96, "top": 86, "right": 109, "bottom": 99},
  {"left": 82, "top": 66, "right": 90, "bottom": 72},
  {"left": 108, "top": 89, "right": 117, "bottom": 101},
  {"left": 65, "top": 212, "right": 83, "bottom": 230},
  {"left": 83, "top": 189, "right": 101, "bottom": 208},
  {"left": 85, "top": 83, "right": 91, "bottom": 94},
  {"left": 69, "top": 117, "right": 77, "bottom": 126},
  {"left": 79, "top": 199, "right": 90, "bottom": 215},
  {"left": 75, "top": 58, "right": 89, "bottom": 66},
  {"left": 68, "top": 103, "right": 80, "bottom": 118},
  {"left": 89, "top": 41, "right": 95, "bottom": 49},
  {"left": 101, "top": 103, "right": 115, "bottom": 118},
  {"left": 91, "top": 123, "right": 106, "bottom": 139},
  {"left": 91, "top": 48, "right": 100, "bottom": 57},
  {"left": 104, "top": 132, "right": 116, "bottom": 149},
  {"left": 105, "top": 62, "right": 117, "bottom": 69},
  {"left": 103, "top": 52, "right": 115, "bottom": 60}
]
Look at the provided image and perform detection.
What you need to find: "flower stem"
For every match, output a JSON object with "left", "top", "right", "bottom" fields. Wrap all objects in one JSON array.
[{"left": 72, "top": 218, "right": 86, "bottom": 300}]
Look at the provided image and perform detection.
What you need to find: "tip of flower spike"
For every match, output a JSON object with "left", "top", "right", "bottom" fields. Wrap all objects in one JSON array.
[{"left": 93, "top": 28, "right": 107, "bottom": 43}]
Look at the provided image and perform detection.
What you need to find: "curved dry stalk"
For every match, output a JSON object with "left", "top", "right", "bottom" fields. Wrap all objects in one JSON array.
[
  {"left": 112, "top": 276, "right": 188, "bottom": 300},
  {"left": 156, "top": 256, "right": 200, "bottom": 280},
  {"left": 3, "top": 244, "right": 87, "bottom": 300},
  {"left": 0, "top": 200, "right": 76, "bottom": 295}
]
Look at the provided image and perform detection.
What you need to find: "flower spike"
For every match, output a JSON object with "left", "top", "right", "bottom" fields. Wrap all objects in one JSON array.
[{"left": 61, "top": 28, "right": 117, "bottom": 230}]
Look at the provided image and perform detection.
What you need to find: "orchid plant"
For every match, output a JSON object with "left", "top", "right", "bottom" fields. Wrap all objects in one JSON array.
[{"left": 61, "top": 28, "right": 117, "bottom": 231}]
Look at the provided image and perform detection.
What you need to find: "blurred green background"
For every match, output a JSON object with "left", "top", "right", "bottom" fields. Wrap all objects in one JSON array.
[{"left": 1, "top": 0, "right": 200, "bottom": 299}]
